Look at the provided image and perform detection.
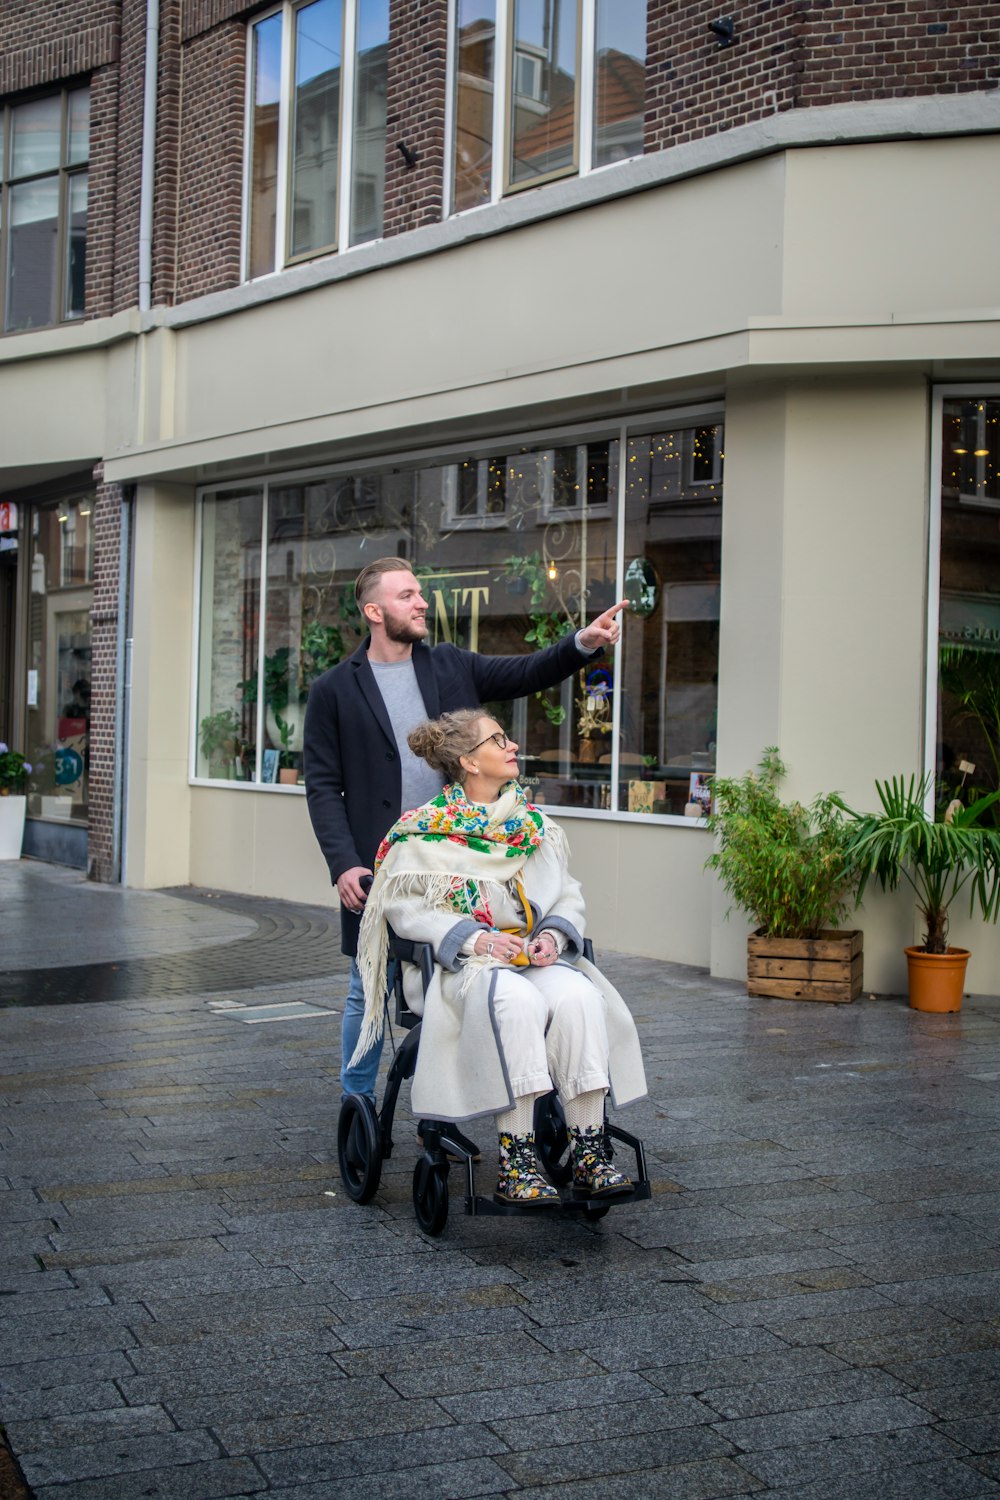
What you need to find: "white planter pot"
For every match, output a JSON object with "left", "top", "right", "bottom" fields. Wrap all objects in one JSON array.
[{"left": 0, "top": 794, "right": 26, "bottom": 860}]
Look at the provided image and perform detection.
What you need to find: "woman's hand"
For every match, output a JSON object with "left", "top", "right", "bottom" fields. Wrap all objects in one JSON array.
[
  {"left": 473, "top": 930, "right": 525, "bottom": 962},
  {"left": 527, "top": 932, "right": 559, "bottom": 967}
]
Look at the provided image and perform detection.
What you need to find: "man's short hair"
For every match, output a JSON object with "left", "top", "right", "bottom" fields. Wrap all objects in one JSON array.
[{"left": 355, "top": 556, "right": 412, "bottom": 609}]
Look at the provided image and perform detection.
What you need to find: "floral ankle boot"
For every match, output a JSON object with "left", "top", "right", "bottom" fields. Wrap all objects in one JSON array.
[
  {"left": 569, "top": 1124, "right": 632, "bottom": 1197},
  {"left": 495, "top": 1132, "right": 560, "bottom": 1206}
]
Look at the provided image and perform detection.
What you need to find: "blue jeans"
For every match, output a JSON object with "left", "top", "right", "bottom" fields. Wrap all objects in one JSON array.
[{"left": 340, "top": 957, "right": 383, "bottom": 1101}]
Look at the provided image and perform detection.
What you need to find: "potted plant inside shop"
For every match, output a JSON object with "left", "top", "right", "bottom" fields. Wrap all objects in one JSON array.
[
  {"left": 275, "top": 715, "right": 301, "bottom": 785},
  {"left": 240, "top": 622, "right": 347, "bottom": 785},
  {"left": 0, "top": 742, "right": 32, "bottom": 861},
  {"left": 199, "top": 709, "right": 240, "bottom": 779},
  {"left": 705, "top": 748, "right": 862, "bottom": 1003},
  {"left": 836, "top": 775, "right": 1000, "bottom": 1013}
]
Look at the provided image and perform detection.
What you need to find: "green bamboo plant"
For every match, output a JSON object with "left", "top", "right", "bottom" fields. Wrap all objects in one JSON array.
[
  {"left": 704, "top": 749, "right": 855, "bottom": 939},
  {"left": 834, "top": 775, "right": 1000, "bottom": 953}
]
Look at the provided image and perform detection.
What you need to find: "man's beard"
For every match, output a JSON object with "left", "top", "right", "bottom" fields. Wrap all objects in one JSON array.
[{"left": 382, "top": 611, "right": 428, "bottom": 644}]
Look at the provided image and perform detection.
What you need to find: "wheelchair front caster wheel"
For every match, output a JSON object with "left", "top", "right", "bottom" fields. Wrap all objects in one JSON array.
[
  {"left": 412, "top": 1158, "right": 449, "bottom": 1236},
  {"left": 534, "top": 1092, "right": 572, "bottom": 1187},
  {"left": 337, "top": 1094, "right": 382, "bottom": 1204}
]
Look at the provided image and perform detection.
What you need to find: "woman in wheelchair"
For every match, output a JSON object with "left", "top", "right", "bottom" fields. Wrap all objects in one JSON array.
[{"left": 352, "top": 708, "right": 647, "bottom": 1208}]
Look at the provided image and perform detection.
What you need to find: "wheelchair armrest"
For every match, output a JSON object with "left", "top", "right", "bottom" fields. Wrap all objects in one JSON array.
[{"left": 387, "top": 933, "right": 436, "bottom": 994}]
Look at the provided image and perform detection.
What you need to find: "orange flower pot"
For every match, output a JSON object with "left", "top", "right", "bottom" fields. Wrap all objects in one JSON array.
[{"left": 904, "top": 945, "right": 970, "bottom": 1013}]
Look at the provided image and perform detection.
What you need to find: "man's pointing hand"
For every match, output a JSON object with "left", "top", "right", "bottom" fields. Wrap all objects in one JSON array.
[{"left": 578, "top": 600, "right": 628, "bottom": 653}]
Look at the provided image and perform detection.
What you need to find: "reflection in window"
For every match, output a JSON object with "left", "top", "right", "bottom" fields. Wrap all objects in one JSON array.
[
  {"left": 25, "top": 496, "right": 95, "bottom": 824},
  {"left": 2, "top": 88, "right": 89, "bottom": 332},
  {"left": 249, "top": 13, "right": 282, "bottom": 278},
  {"left": 65, "top": 173, "right": 89, "bottom": 318},
  {"left": 450, "top": 1, "right": 646, "bottom": 210},
  {"left": 196, "top": 415, "right": 723, "bottom": 818},
  {"left": 453, "top": 0, "right": 497, "bottom": 212},
  {"left": 593, "top": 0, "right": 646, "bottom": 167},
  {"left": 290, "top": 0, "right": 343, "bottom": 260},
  {"left": 509, "top": 0, "right": 579, "bottom": 188},
  {"left": 937, "top": 397, "right": 1000, "bottom": 822},
  {"left": 247, "top": 0, "right": 387, "bottom": 277},
  {"left": 350, "top": 0, "right": 389, "bottom": 245},
  {"left": 618, "top": 423, "right": 723, "bottom": 817},
  {"left": 195, "top": 490, "right": 263, "bottom": 780}
]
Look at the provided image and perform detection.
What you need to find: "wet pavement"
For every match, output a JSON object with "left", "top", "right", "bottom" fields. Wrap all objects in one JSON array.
[{"left": 3, "top": 858, "right": 1000, "bottom": 1499}]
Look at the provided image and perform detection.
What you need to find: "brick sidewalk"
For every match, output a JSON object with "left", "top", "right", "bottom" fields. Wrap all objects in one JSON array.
[{"left": 2, "top": 861, "right": 1000, "bottom": 1498}]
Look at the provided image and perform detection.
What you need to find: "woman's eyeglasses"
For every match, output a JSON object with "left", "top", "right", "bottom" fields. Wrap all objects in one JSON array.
[{"left": 471, "top": 731, "right": 509, "bottom": 751}]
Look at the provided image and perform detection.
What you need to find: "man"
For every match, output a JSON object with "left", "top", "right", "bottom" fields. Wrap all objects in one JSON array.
[{"left": 303, "top": 556, "right": 626, "bottom": 1102}]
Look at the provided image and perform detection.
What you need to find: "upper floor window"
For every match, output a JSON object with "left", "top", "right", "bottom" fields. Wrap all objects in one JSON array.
[
  {"left": 246, "top": 0, "right": 388, "bottom": 280},
  {"left": 450, "top": 0, "right": 646, "bottom": 214},
  {"left": 1, "top": 87, "right": 89, "bottom": 333}
]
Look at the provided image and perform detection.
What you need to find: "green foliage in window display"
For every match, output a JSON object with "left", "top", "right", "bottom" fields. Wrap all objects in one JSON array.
[
  {"left": 300, "top": 620, "right": 345, "bottom": 688},
  {"left": 239, "top": 647, "right": 290, "bottom": 712},
  {"left": 835, "top": 774, "right": 1000, "bottom": 955},
  {"left": 273, "top": 710, "right": 297, "bottom": 769},
  {"left": 199, "top": 709, "right": 240, "bottom": 763},
  {"left": 939, "top": 644, "right": 1000, "bottom": 824},
  {"left": 0, "top": 743, "right": 32, "bottom": 795},
  {"left": 500, "top": 552, "right": 569, "bottom": 728},
  {"left": 704, "top": 748, "right": 855, "bottom": 940}
]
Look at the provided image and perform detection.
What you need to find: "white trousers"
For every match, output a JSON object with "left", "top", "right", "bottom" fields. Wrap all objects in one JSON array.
[{"left": 491, "top": 963, "right": 610, "bottom": 1104}]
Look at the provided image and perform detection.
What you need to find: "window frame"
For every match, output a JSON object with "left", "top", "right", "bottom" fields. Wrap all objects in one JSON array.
[
  {"left": 242, "top": 0, "right": 375, "bottom": 282},
  {"left": 0, "top": 85, "right": 90, "bottom": 334},
  {"left": 927, "top": 382, "right": 1000, "bottom": 815},
  {"left": 192, "top": 401, "right": 724, "bottom": 827},
  {"left": 445, "top": 0, "right": 643, "bottom": 216},
  {"left": 503, "top": 0, "right": 584, "bottom": 197}
]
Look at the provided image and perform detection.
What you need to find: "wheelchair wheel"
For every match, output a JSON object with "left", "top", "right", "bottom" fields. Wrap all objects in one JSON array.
[
  {"left": 535, "top": 1092, "right": 572, "bottom": 1187},
  {"left": 337, "top": 1094, "right": 382, "bottom": 1204},
  {"left": 412, "top": 1158, "right": 449, "bottom": 1236}
]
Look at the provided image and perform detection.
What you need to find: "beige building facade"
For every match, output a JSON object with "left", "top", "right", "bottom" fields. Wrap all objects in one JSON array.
[{"left": 4, "top": 93, "right": 1000, "bottom": 993}]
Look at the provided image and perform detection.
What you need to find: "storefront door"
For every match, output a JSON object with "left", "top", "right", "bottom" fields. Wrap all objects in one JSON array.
[{"left": 22, "top": 493, "right": 94, "bottom": 867}]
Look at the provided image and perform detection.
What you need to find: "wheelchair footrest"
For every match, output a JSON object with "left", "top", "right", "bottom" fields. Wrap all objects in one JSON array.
[
  {"left": 464, "top": 1179, "right": 651, "bottom": 1217},
  {"left": 465, "top": 1194, "right": 562, "bottom": 1217}
]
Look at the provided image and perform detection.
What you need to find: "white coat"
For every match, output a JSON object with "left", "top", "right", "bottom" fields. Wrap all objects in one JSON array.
[{"left": 376, "top": 829, "right": 648, "bottom": 1122}]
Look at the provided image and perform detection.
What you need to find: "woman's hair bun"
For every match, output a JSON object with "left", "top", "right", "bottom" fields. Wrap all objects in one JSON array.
[{"left": 407, "top": 708, "right": 485, "bottom": 780}]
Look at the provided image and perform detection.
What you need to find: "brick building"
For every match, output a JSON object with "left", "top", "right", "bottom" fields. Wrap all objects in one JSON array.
[{"left": 1, "top": 1, "right": 999, "bottom": 992}]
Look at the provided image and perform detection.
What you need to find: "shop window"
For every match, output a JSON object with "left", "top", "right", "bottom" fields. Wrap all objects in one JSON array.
[
  {"left": 936, "top": 396, "right": 1000, "bottom": 818},
  {"left": 450, "top": 0, "right": 646, "bottom": 213},
  {"left": 195, "top": 410, "right": 723, "bottom": 820},
  {"left": 1, "top": 87, "right": 90, "bottom": 332},
  {"left": 195, "top": 488, "right": 263, "bottom": 780},
  {"left": 24, "top": 496, "right": 95, "bottom": 824},
  {"left": 617, "top": 424, "right": 722, "bottom": 817},
  {"left": 246, "top": 0, "right": 388, "bottom": 279}
]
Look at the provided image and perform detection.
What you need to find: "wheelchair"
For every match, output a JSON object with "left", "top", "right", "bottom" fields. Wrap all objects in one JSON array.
[{"left": 336, "top": 934, "right": 651, "bottom": 1236}]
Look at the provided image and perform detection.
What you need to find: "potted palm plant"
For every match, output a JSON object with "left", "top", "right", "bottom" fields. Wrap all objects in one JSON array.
[
  {"left": 836, "top": 775, "right": 1000, "bottom": 1012},
  {"left": 705, "top": 749, "right": 862, "bottom": 1002}
]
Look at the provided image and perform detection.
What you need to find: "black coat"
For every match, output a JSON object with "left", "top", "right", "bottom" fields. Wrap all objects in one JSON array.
[{"left": 303, "top": 631, "right": 594, "bottom": 954}]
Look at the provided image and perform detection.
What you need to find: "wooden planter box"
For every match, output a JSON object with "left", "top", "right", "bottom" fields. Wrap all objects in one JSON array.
[{"left": 747, "top": 929, "right": 863, "bottom": 1004}]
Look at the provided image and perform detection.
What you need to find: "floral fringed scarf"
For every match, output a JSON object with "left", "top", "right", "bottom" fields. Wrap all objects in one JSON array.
[{"left": 352, "top": 781, "right": 562, "bottom": 1067}]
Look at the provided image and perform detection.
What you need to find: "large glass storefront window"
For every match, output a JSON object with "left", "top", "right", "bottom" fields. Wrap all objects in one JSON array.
[
  {"left": 195, "top": 412, "right": 723, "bottom": 817},
  {"left": 24, "top": 495, "right": 94, "bottom": 822},
  {"left": 936, "top": 396, "right": 1000, "bottom": 819},
  {"left": 195, "top": 488, "right": 263, "bottom": 780}
]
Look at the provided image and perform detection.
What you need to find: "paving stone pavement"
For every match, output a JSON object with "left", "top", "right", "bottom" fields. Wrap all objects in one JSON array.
[{"left": 2, "top": 859, "right": 1000, "bottom": 1499}]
